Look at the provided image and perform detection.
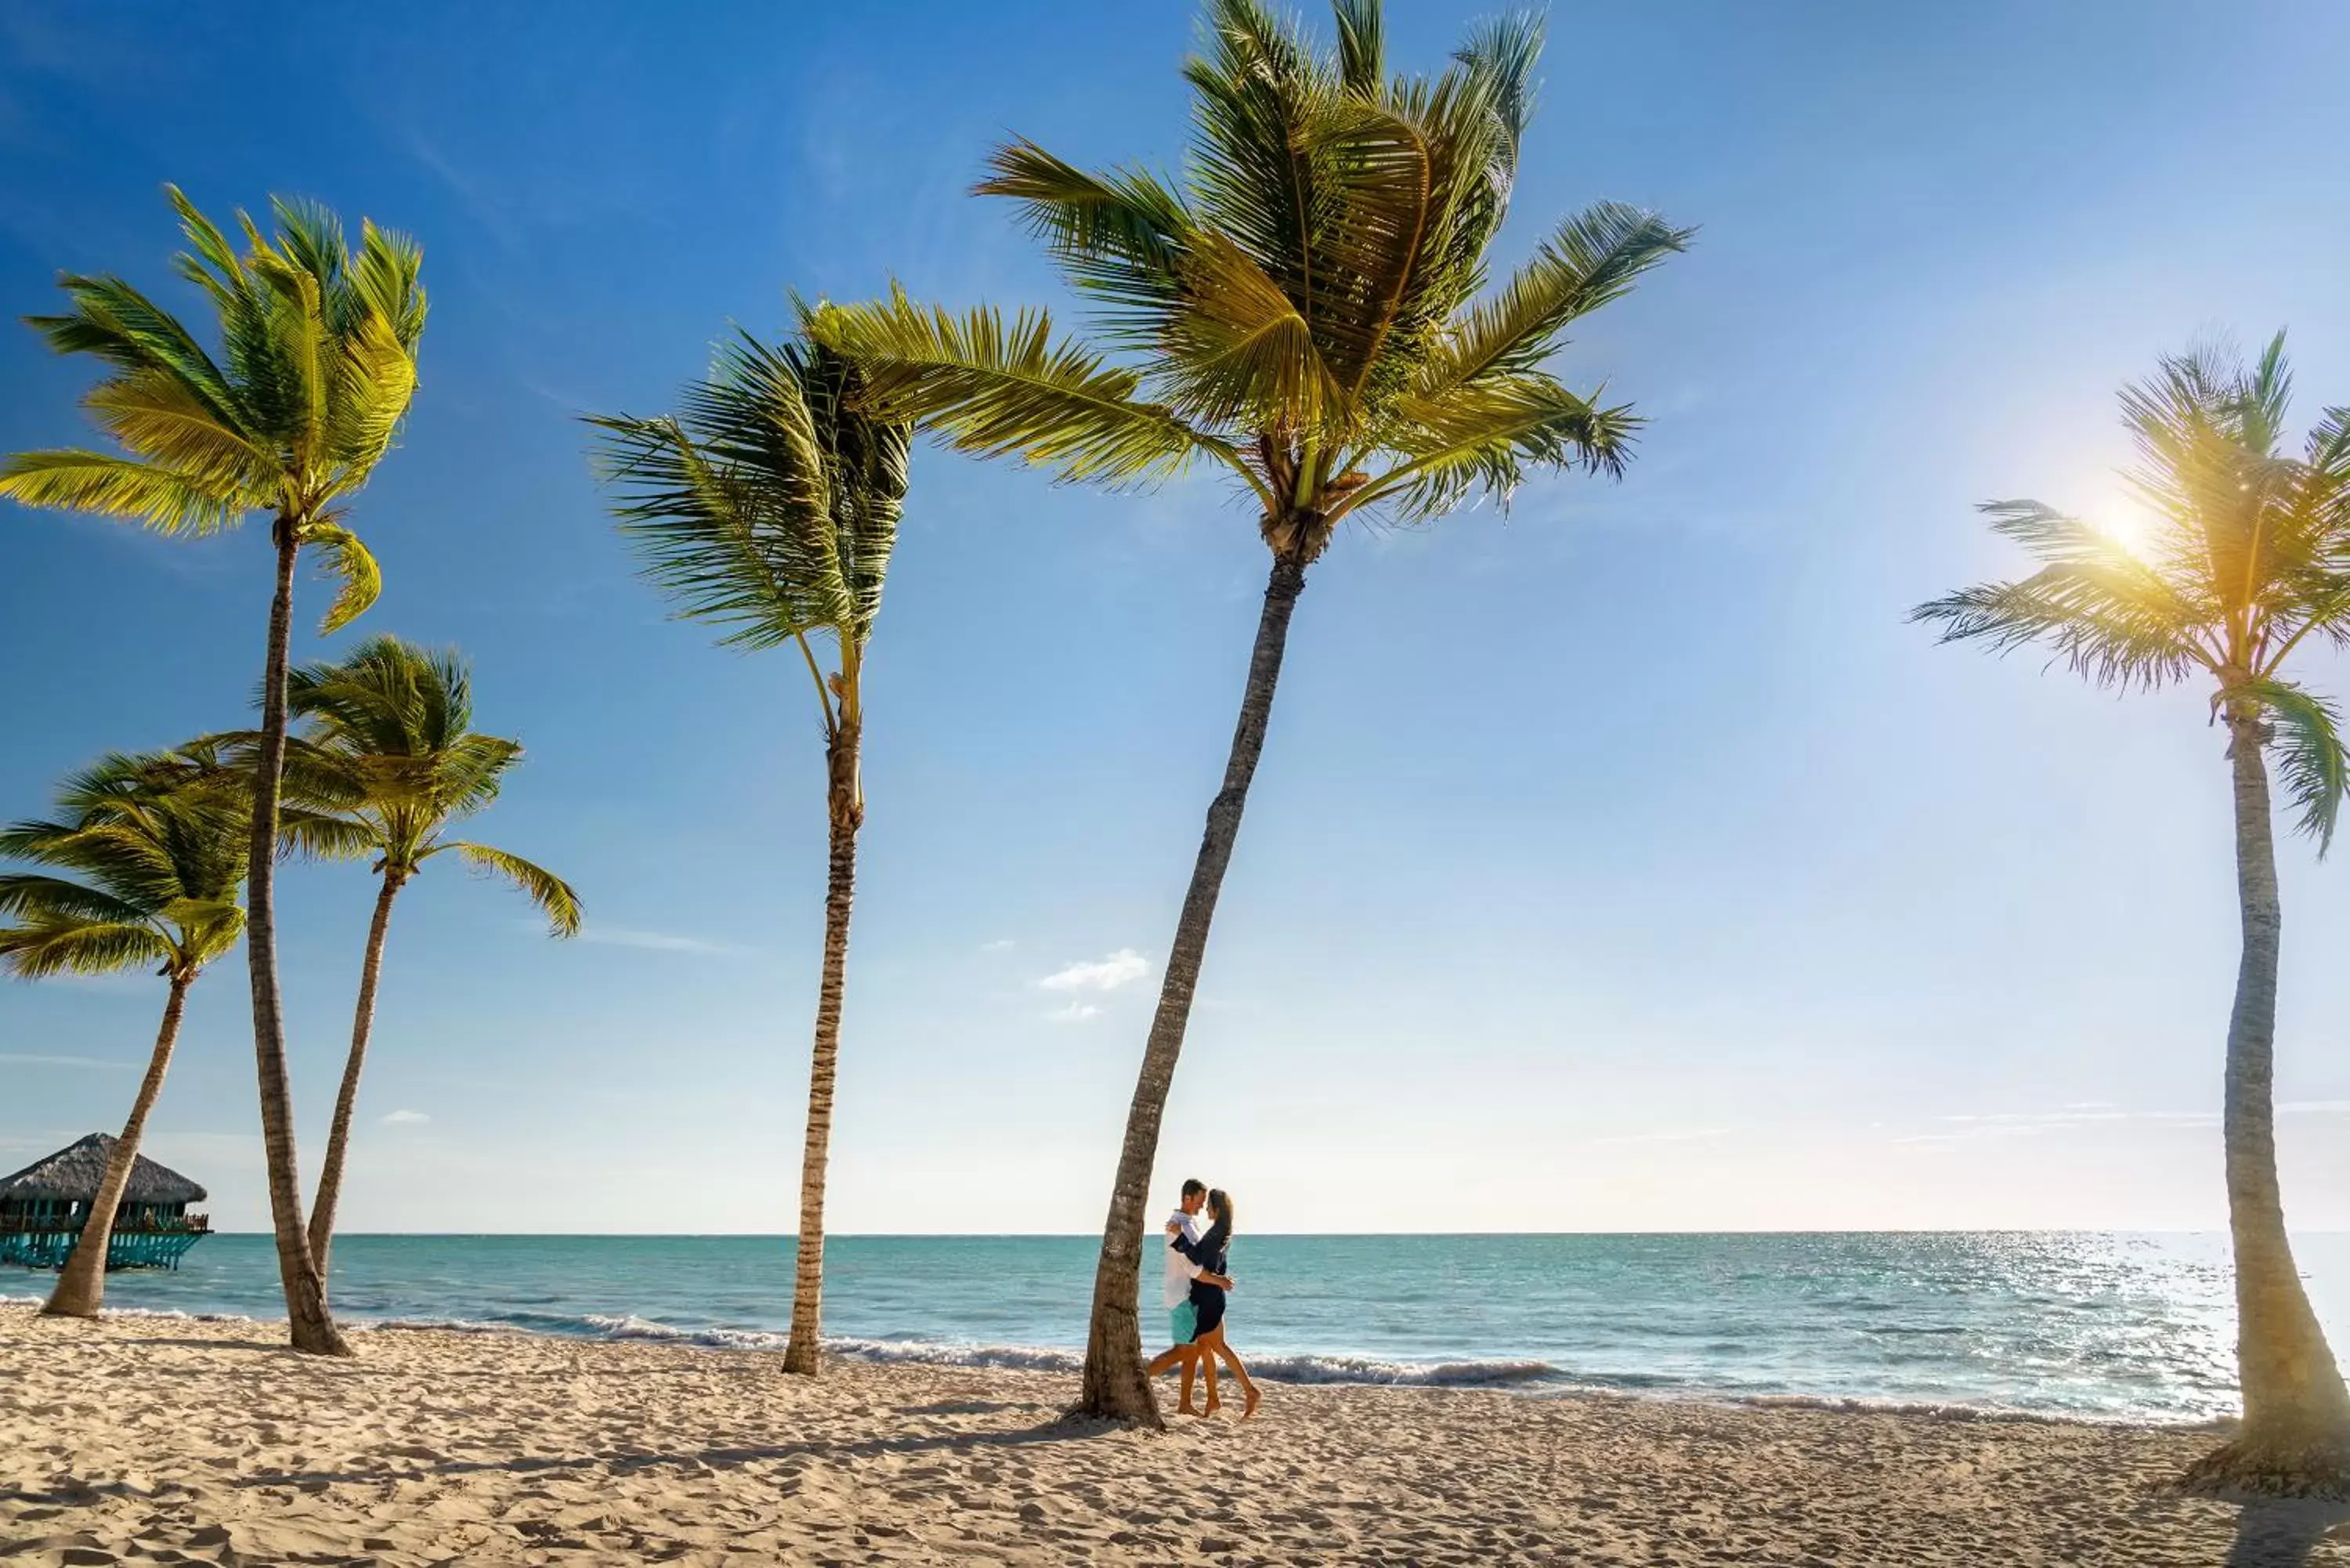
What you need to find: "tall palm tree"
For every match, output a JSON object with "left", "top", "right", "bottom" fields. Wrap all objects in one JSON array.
[
  {"left": 1914, "top": 334, "right": 2350, "bottom": 1494},
  {"left": 0, "top": 753, "right": 248, "bottom": 1317},
  {"left": 269, "top": 635, "right": 580, "bottom": 1279},
  {"left": 814, "top": 0, "right": 1687, "bottom": 1422},
  {"left": 588, "top": 316, "right": 911, "bottom": 1375},
  {"left": 0, "top": 187, "right": 425, "bottom": 1354}
]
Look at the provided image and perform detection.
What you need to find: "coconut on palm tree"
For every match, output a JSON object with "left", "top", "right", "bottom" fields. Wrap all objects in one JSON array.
[
  {"left": 1914, "top": 334, "right": 2350, "bottom": 1494},
  {"left": 814, "top": 0, "right": 1687, "bottom": 1422},
  {"left": 588, "top": 316, "right": 911, "bottom": 1375},
  {"left": 0, "top": 187, "right": 425, "bottom": 1354},
  {"left": 262, "top": 635, "right": 580, "bottom": 1278},
  {"left": 0, "top": 752, "right": 248, "bottom": 1317}
]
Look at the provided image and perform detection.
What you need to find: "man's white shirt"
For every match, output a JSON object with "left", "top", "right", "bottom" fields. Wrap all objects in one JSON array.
[{"left": 1162, "top": 1209, "right": 1203, "bottom": 1309}]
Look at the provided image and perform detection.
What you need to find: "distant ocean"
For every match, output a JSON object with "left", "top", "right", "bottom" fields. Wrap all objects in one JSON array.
[{"left": 11, "top": 1232, "right": 2348, "bottom": 1424}]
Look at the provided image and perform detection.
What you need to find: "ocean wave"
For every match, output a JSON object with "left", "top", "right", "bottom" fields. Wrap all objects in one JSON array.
[
  {"left": 1246, "top": 1353, "right": 1562, "bottom": 1387},
  {"left": 360, "top": 1310, "right": 1564, "bottom": 1388}
]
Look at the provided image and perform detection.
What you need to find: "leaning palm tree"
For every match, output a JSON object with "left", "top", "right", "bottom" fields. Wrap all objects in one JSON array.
[
  {"left": 265, "top": 635, "right": 580, "bottom": 1279},
  {"left": 0, "top": 187, "right": 425, "bottom": 1354},
  {"left": 1915, "top": 334, "right": 2350, "bottom": 1494},
  {"left": 814, "top": 0, "right": 1687, "bottom": 1422},
  {"left": 0, "top": 753, "right": 248, "bottom": 1317},
  {"left": 588, "top": 315, "right": 910, "bottom": 1375}
]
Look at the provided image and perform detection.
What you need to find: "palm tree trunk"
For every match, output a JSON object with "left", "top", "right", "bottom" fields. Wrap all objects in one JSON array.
[
  {"left": 308, "top": 870, "right": 403, "bottom": 1279},
  {"left": 2184, "top": 707, "right": 2350, "bottom": 1494},
  {"left": 248, "top": 518, "right": 349, "bottom": 1357},
  {"left": 41, "top": 971, "right": 195, "bottom": 1318},
  {"left": 783, "top": 721, "right": 862, "bottom": 1376},
  {"left": 1076, "top": 552, "right": 1309, "bottom": 1425}
]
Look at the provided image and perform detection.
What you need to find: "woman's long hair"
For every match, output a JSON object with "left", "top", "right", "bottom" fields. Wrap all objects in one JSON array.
[{"left": 1206, "top": 1189, "right": 1234, "bottom": 1234}]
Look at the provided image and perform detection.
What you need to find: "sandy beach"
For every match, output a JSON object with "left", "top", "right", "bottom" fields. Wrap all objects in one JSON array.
[{"left": 3, "top": 1306, "right": 2344, "bottom": 1566}]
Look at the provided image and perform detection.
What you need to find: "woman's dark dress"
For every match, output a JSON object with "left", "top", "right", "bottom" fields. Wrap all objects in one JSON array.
[{"left": 1172, "top": 1217, "right": 1231, "bottom": 1339}]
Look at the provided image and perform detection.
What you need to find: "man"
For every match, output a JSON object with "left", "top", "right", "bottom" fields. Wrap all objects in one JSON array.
[{"left": 1144, "top": 1178, "right": 1230, "bottom": 1414}]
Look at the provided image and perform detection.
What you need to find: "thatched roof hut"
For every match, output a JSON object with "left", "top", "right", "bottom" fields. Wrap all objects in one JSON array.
[
  {"left": 0, "top": 1134, "right": 211, "bottom": 1272},
  {"left": 0, "top": 1133, "right": 208, "bottom": 1209}
]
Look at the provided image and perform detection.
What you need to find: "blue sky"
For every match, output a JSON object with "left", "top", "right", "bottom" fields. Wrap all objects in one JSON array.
[{"left": 3, "top": 0, "right": 2348, "bottom": 1234}]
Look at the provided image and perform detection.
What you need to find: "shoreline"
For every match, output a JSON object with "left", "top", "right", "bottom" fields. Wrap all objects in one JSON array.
[
  {"left": 0, "top": 1291, "right": 2236, "bottom": 1432},
  {"left": 3, "top": 1304, "right": 2310, "bottom": 1566}
]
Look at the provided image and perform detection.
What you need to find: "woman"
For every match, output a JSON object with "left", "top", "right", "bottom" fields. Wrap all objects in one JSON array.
[{"left": 1173, "top": 1188, "right": 1260, "bottom": 1418}]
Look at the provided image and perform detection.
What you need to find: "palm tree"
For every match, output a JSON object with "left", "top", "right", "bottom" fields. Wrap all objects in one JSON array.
[
  {"left": 1914, "top": 334, "right": 2350, "bottom": 1494},
  {"left": 588, "top": 316, "right": 910, "bottom": 1375},
  {"left": 0, "top": 753, "right": 248, "bottom": 1317},
  {"left": 266, "top": 635, "right": 581, "bottom": 1279},
  {"left": 0, "top": 187, "right": 425, "bottom": 1354},
  {"left": 813, "top": 0, "right": 1687, "bottom": 1422}
]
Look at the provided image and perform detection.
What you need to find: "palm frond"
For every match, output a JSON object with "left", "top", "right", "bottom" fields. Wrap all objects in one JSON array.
[
  {"left": 590, "top": 409, "right": 837, "bottom": 652},
  {"left": 0, "top": 917, "right": 173, "bottom": 980},
  {"left": 813, "top": 290, "right": 1227, "bottom": 490},
  {"left": 0, "top": 450, "right": 246, "bottom": 534},
  {"left": 1159, "top": 230, "right": 1341, "bottom": 429},
  {"left": 1332, "top": 0, "right": 1385, "bottom": 93},
  {"left": 1910, "top": 564, "right": 2213, "bottom": 691},
  {"left": 1421, "top": 204, "right": 1692, "bottom": 393},
  {"left": 975, "top": 142, "right": 1195, "bottom": 345},
  {"left": 276, "top": 807, "right": 381, "bottom": 862},
  {"left": 0, "top": 873, "right": 150, "bottom": 927},
  {"left": 439, "top": 842, "right": 582, "bottom": 936},
  {"left": 302, "top": 520, "right": 381, "bottom": 632},
  {"left": 2236, "top": 677, "right": 2350, "bottom": 851},
  {"left": 9, "top": 185, "right": 425, "bottom": 558},
  {"left": 1350, "top": 374, "right": 1636, "bottom": 519}
]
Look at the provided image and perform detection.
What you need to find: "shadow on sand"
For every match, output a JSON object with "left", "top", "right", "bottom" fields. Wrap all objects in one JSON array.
[{"left": 2225, "top": 1498, "right": 2350, "bottom": 1568}]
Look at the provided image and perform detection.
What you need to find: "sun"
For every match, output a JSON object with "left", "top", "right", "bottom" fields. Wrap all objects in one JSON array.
[{"left": 2081, "top": 494, "right": 2159, "bottom": 562}]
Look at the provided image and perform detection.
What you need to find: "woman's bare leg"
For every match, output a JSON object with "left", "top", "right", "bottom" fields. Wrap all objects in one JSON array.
[{"left": 1199, "top": 1327, "right": 1259, "bottom": 1418}]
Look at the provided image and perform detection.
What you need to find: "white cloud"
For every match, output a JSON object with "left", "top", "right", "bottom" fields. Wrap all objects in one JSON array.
[
  {"left": 1037, "top": 948, "right": 1149, "bottom": 993},
  {"left": 0, "top": 1053, "right": 136, "bottom": 1070},
  {"left": 574, "top": 925, "right": 739, "bottom": 956},
  {"left": 380, "top": 1109, "right": 430, "bottom": 1125},
  {"left": 1047, "top": 1002, "right": 1102, "bottom": 1024},
  {"left": 980, "top": 939, "right": 1016, "bottom": 952}
]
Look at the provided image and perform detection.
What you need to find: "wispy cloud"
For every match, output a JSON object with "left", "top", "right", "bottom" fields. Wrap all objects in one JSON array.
[
  {"left": 980, "top": 939, "right": 1016, "bottom": 953},
  {"left": 1047, "top": 1002, "right": 1102, "bottom": 1024},
  {"left": 0, "top": 1053, "right": 136, "bottom": 1070},
  {"left": 573, "top": 925, "right": 742, "bottom": 956},
  {"left": 1037, "top": 948, "right": 1149, "bottom": 993},
  {"left": 380, "top": 1109, "right": 430, "bottom": 1126}
]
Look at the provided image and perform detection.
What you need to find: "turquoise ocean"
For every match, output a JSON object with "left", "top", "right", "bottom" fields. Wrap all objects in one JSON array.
[{"left": 10, "top": 1232, "right": 2348, "bottom": 1424}]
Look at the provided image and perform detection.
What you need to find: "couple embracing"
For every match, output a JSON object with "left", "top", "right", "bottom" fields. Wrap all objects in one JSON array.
[{"left": 1147, "top": 1178, "right": 1260, "bottom": 1418}]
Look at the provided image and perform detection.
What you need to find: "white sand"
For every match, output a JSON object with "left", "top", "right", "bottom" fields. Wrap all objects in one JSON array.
[{"left": 3, "top": 1305, "right": 2345, "bottom": 1565}]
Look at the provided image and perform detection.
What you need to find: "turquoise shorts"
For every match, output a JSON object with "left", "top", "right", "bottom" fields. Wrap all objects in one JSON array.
[{"left": 1168, "top": 1301, "right": 1198, "bottom": 1346}]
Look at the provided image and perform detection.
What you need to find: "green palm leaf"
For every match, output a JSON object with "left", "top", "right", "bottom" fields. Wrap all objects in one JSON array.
[
  {"left": 0, "top": 753, "right": 252, "bottom": 980},
  {"left": 2236, "top": 679, "right": 2350, "bottom": 852},
  {"left": 812, "top": 291, "right": 1227, "bottom": 491},
  {"left": 439, "top": 842, "right": 583, "bottom": 937}
]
